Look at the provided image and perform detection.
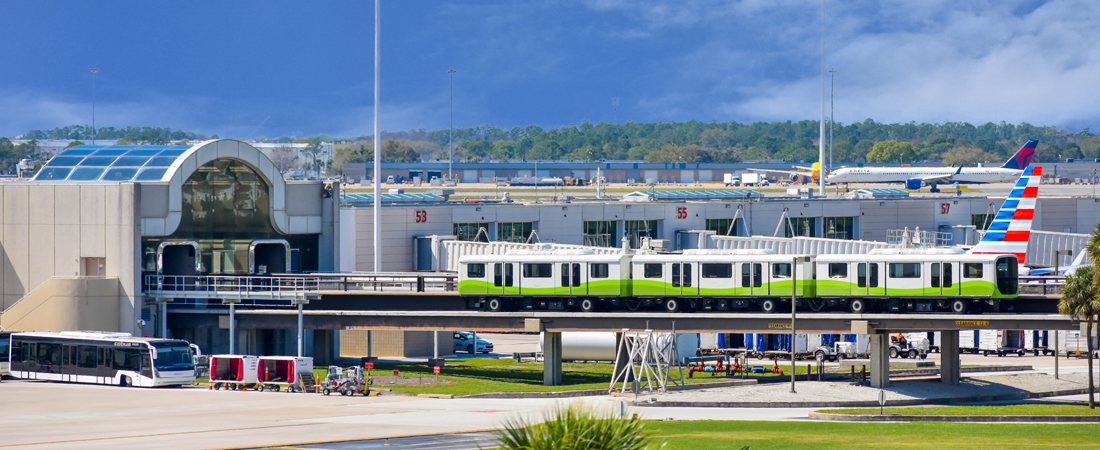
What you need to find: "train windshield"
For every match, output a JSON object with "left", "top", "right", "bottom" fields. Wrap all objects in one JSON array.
[
  {"left": 151, "top": 341, "right": 195, "bottom": 371},
  {"left": 995, "top": 257, "right": 1018, "bottom": 295}
]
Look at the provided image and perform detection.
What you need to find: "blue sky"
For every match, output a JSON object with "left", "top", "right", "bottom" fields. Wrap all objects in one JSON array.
[{"left": 1, "top": 0, "right": 1097, "bottom": 138}]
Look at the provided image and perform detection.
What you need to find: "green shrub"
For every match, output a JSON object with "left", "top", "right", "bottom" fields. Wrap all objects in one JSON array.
[{"left": 494, "top": 403, "right": 657, "bottom": 450}]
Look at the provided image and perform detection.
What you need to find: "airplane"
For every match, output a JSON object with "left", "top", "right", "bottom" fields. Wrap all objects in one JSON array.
[
  {"left": 746, "top": 162, "right": 823, "bottom": 183},
  {"left": 967, "top": 165, "right": 1041, "bottom": 274},
  {"left": 824, "top": 140, "right": 1037, "bottom": 190}
]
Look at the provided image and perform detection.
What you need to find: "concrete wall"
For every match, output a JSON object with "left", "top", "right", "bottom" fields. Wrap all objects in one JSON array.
[
  {"left": 339, "top": 329, "right": 452, "bottom": 357},
  {"left": 1, "top": 183, "right": 141, "bottom": 334},
  {"left": 0, "top": 277, "right": 121, "bottom": 332}
]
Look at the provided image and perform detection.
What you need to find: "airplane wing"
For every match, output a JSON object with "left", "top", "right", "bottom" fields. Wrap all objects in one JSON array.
[
  {"left": 918, "top": 166, "right": 962, "bottom": 185},
  {"left": 746, "top": 168, "right": 810, "bottom": 177}
]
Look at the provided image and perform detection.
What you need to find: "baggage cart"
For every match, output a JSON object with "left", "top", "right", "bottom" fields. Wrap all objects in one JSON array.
[
  {"left": 209, "top": 355, "right": 260, "bottom": 390},
  {"left": 256, "top": 356, "right": 314, "bottom": 392}
]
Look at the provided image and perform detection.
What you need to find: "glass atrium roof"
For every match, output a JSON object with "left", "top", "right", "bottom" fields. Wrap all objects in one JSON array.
[{"left": 33, "top": 145, "right": 192, "bottom": 182}]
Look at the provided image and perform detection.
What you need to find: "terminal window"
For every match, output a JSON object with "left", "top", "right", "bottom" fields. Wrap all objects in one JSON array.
[
  {"left": 783, "top": 218, "right": 816, "bottom": 238},
  {"left": 583, "top": 221, "right": 616, "bottom": 247},
  {"left": 823, "top": 217, "right": 854, "bottom": 240},
  {"left": 971, "top": 214, "right": 995, "bottom": 230},
  {"left": 498, "top": 222, "right": 533, "bottom": 243},
  {"left": 705, "top": 218, "right": 744, "bottom": 236},
  {"left": 625, "top": 220, "right": 659, "bottom": 249},
  {"left": 453, "top": 223, "right": 489, "bottom": 242}
]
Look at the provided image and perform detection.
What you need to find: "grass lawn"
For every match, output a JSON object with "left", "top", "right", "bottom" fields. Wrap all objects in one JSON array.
[
  {"left": 641, "top": 420, "right": 1100, "bottom": 449},
  {"left": 312, "top": 358, "right": 813, "bottom": 396},
  {"left": 825, "top": 404, "right": 1100, "bottom": 416}
]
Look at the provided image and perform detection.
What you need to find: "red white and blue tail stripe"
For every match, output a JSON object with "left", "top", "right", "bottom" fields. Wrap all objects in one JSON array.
[{"left": 968, "top": 166, "right": 1040, "bottom": 261}]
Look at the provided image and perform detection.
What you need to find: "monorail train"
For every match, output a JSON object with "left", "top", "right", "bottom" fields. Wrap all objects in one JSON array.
[{"left": 457, "top": 249, "right": 1018, "bottom": 314}]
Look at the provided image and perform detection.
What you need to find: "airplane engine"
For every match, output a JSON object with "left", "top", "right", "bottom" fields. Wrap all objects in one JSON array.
[
  {"left": 789, "top": 173, "right": 799, "bottom": 182},
  {"left": 905, "top": 178, "right": 923, "bottom": 190}
]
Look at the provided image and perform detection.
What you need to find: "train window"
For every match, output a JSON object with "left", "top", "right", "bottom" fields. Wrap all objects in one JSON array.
[
  {"left": 683, "top": 264, "right": 692, "bottom": 287},
  {"left": 944, "top": 263, "right": 953, "bottom": 287},
  {"left": 869, "top": 263, "right": 879, "bottom": 287},
  {"left": 828, "top": 263, "right": 847, "bottom": 278},
  {"left": 493, "top": 263, "right": 502, "bottom": 286},
  {"left": 741, "top": 264, "right": 750, "bottom": 287},
  {"left": 562, "top": 263, "right": 570, "bottom": 286},
  {"left": 644, "top": 263, "right": 662, "bottom": 278},
  {"left": 702, "top": 263, "right": 732, "bottom": 278},
  {"left": 753, "top": 263, "right": 763, "bottom": 287},
  {"left": 772, "top": 263, "right": 791, "bottom": 279},
  {"left": 505, "top": 263, "right": 514, "bottom": 286},
  {"left": 888, "top": 263, "right": 920, "bottom": 278},
  {"left": 857, "top": 263, "right": 866, "bottom": 287},
  {"left": 672, "top": 264, "right": 681, "bottom": 287},
  {"left": 964, "top": 263, "right": 983, "bottom": 278},
  {"left": 931, "top": 263, "right": 940, "bottom": 287},
  {"left": 467, "top": 263, "right": 485, "bottom": 278},
  {"left": 523, "top": 263, "right": 552, "bottom": 278},
  {"left": 996, "top": 258, "right": 1017, "bottom": 295},
  {"left": 572, "top": 263, "right": 581, "bottom": 287},
  {"left": 590, "top": 263, "right": 609, "bottom": 278}
]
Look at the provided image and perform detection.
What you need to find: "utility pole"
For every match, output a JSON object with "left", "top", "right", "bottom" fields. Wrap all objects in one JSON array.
[
  {"left": 448, "top": 69, "right": 456, "bottom": 180},
  {"left": 89, "top": 68, "right": 99, "bottom": 145}
]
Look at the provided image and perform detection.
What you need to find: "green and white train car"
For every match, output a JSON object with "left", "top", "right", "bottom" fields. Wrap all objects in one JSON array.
[
  {"left": 814, "top": 251, "right": 1018, "bottom": 314},
  {"left": 630, "top": 250, "right": 815, "bottom": 313},
  {"left": 458, "top": 250, "right": 633, "bottom": 312}
]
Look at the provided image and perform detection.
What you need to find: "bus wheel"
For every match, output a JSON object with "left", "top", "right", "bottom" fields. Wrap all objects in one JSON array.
[
  {"left": 849, "top": 299, "right": 867, "bottom": 314},
  {"left": 120, "top": 376, "right": 130, "bottom": 387},
  {"left": 760, "top": 299, "right": 777, "bottom": 313},
  {"left": 664, "top": 299, "right": 681, "bottom": 312},
  {"left": 950, "top": 299, "right": 968, "bottom": 314},
  {"left": 580, "top": 299, "right": 596, "bottom": 313},
  {"left": 486, "top": 298, "right": 504, "bottom": 312}
]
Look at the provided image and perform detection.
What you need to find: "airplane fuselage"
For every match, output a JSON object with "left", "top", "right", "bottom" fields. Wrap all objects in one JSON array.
[{"left": 825, "top": 167, "right": 1022, "bottom": 185}]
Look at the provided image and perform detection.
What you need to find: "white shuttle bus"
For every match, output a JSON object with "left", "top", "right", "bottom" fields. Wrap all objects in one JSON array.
[
  {"left": 8, "top": 331, "right": 196, "bottom": 387},
  {"left": 1, "top": 331, "right": 12, "bottom": 377}
]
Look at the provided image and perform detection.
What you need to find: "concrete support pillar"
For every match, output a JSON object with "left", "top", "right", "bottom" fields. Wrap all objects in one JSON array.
[
  {"left": 543, "top": 331, "right": 563, "bottom": 386},
  {"left": 228, "top": 303, "right": 236, "bottom": 354},
  {"left": 296, "top": 303, "right": 304, "bottom": 357},
  {"left": 614, "top": 332, "right": 632, "bottom": 383},
  {"left": 869, "top": 333, "right": 890, "bottom": 388},
  {"left": 940, "top": 330, "right": 960, "bottom": 385},
  {"left": 159, "top": 301, "right": 168, "bottom": 339}
]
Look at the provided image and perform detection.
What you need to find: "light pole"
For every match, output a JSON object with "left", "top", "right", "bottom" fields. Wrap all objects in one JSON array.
[
  {"left": 791, "top": 255, "right": 811, "bottom": 393},
  {"left": 448, "top": 69, "right": 456, "bottom": 180},
  {"left": 89, "top": 68, "right": 99, "bottom": 145},
  {"left": 829, "top": 68, "right": 835, "bottom": 181},
  {"left": 818, "top": 0, "right": 826, "bottom": 196},
  {"left": 372, "top": 0, "right": 381, "bottom": 273}
]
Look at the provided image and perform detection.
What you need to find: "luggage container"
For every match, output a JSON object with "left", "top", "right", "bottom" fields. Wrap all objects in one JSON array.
[
  {"left": 907, "top": 332, "right": 941, "bottom": 353},
  {"left": 209, "top": 355, "right": 260, "bottom": 390},
  {"left": 959, "top": 330, "right": 980, "bottom": 354},
  {"left": 256, "top": 356, "right": 313, "bottom": 392},
  {"left": 1023, "top": 330, "right": 1052, "bottom": 356}
]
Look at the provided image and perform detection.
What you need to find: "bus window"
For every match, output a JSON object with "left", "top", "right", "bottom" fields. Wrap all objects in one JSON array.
[
  {"left": 78, "top": 346, "right": 97, "bottom": 369},
  {"left": 0, "top": 337, "right": 9, "bottom": 363}
]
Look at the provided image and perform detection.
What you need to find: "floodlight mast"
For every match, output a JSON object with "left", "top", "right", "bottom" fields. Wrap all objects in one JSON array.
[{"left": 373, "top": 0, "right": 382, "bottom": 273}]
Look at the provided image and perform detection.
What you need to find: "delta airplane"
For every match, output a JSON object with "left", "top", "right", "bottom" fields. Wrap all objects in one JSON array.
[{"left": 824, "top": 140, "right": 1037, "bottom": 190}]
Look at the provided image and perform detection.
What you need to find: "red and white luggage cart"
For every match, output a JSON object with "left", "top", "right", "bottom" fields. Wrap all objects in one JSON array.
[
  {"left": 256, "top": 356, "right": 314, "bottom": 392},
  {"left": 209, "top": 355, "right": 259, "bottom": 390}
]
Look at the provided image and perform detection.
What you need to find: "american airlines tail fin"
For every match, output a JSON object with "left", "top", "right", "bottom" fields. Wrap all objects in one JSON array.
[
  {"left": 1000, "top": 140, "right": 1037, "bottom": 170},
  {"left": 968, "top": 166, "right": 1040, "bottom": 261}
]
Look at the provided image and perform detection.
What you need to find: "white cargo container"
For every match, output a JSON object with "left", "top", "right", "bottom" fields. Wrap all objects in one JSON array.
[
  {"left": 1023, "top": 330, "right": 1052, "bottom": 356},
  {"left": 722, "top": 173, "right": 741, "bottom": 187},
  {"left": 741, "top": 173, "right": 766, "bottom": 186},
  {"left": 1058, "top": 330, "right": 1098, "bottom": 358},
  {"left": 959, "top": 330, "right": 980, "bottom": 353}
]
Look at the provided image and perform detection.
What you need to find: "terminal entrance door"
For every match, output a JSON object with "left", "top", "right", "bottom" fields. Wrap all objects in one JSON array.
[
  {"left": 158, "top": 242, "right": 200, "bottom": 277},
  {"left": 250, "top": 240, "right": 291, "bottom": 274}
]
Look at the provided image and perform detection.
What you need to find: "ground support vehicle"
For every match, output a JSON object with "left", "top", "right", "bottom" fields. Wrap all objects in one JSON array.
[
  {"left": 322, "top": 365, "right": 370, "bottom": 396},
  {"left": 256, "top": 356, "right": 313, "bottom": 392},
  {"left": 814, "top": 341, "right": 862, "bottom": 362},
  {"left": 8, "top": 331, "right": 197, "bottom": 387},
  {"left": 1024, "top": 330, "right": 1052, "bottom": 356},
  {"left": 889, "top": 335, "right": 929, "bottom": 359},
  {"left": 1058, "top": 331, "right": 1099, "bottom": 359},
  {"left": 907, "top": 332, "right": 941, "bottom": 353},
  {"left": 209, "top": 355, "right": 260, "bottom": 390}
]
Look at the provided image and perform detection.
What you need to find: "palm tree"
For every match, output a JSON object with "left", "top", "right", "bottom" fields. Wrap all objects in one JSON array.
[
  {"left": 1089, "top": 222, "right": 1100, "bottom": 285},
  {"left": 1061, "top": 264, "right": 1097, "bottom": 408}
]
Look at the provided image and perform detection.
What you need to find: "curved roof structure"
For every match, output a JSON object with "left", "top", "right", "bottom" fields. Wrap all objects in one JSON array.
[{"left": 34, "top": 145, "right": 193, "bottom": 182}]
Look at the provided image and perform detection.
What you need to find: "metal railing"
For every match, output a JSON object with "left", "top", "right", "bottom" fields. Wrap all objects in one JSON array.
[
  {"left": 143, "top": 272, "right": 459, "bottom": 299},
  {"left": 1018, "top": 275, "right": 1065, "bottom": 295}
]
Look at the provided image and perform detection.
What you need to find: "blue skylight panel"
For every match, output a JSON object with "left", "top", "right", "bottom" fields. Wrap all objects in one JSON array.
[
  {"left": 78, "top": 156, "right": 118, "bottom": 167},
  {"left": 133, "top": 167, "right": 168, "bottom": 181},
  {"left": 156, "top": 148, "right": 188, "bottom": 157},
  {"left": 124, "top": 149, "right": 161, "bottom": 156},
  {"left": 35, "top": 167, "right": 72, "bottom": 180},
  {"left": 112, "top": 156, "right": 151, "bottom": 167},
  {"left": 101, "top": 167, "right": 140, "bottom": 181},
  {"left": 59, "top": 149, "right": 96, "bottom": 156},
  {"left": 67, "top": 167, "right": 106, "bottom": 181},
  {"left": 92, "top": 149, "right": 129, "bottom": 156},
  {"left": 44, "top": 156, "right": 85, "bottom": 167},
  {"left": 144, "top": 156, "right": 180, "bottom": 167}
]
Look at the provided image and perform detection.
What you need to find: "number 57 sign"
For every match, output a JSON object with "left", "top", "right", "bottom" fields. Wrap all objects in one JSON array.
[{"left": 939, "top": 203, "right": 951, "bottom": 215}]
